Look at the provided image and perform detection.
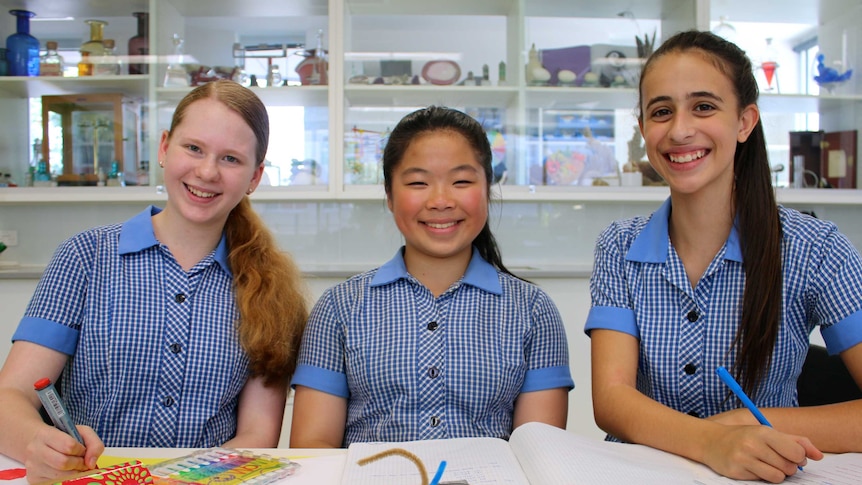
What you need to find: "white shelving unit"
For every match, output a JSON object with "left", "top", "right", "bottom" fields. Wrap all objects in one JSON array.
[{"left": 0, "top": 0, "right": 858, "bottom": 200}]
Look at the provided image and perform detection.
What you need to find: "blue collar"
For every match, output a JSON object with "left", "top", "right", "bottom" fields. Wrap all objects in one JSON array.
[
  {"left": 626, "top": 198, "right": 742, "bottom": 263},
  {"left": 371, "top": 246, "right": 503, "bottom": 295},
  {"left": 118, "top": 205, "right": 232, "bottom": 275}
]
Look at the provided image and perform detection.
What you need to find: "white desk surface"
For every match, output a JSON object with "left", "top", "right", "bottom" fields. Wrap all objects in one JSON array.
[{"left": 0, "top": 448, "right": 348, "bottom": 484}]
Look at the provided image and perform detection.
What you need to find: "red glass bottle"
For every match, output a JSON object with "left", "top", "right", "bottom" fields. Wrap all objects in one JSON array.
[{"left": 128, "top": 12, "right": 148, "bottom": 75}]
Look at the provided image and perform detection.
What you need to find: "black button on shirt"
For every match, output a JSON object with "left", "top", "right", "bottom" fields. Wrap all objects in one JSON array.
[
  {"left": 684, "top": 363, "right": 697, "bottom": 375},
  {"left": 686, "top": 310, "right": 699, "bottom": 322},
  {"left": 427, "top": 367, "right": 440, "bottom": 379},
  {"left": 688, "top": 410, "right": 700, "bottom": 418},
  {"left": 163, "top": 396, "right": 174, "bottom": 407},
  {"left": 430, "top": 416, "right": 441, "bottom": 427},
  {"left": 427, "top": 321, "right": 439, "bottom": 331},
  {"left": 169, "top": 343, "right": 182, "bottom": 354},
  {"left": 174, "top": 293, "right": 186, "bottom": 303}
]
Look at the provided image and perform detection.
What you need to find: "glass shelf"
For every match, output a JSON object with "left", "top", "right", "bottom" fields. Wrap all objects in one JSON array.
[{"left": 0, "top": 75, "right": 149, "bottom": 99}]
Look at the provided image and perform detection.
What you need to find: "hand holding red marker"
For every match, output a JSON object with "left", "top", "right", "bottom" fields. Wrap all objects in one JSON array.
[{"left": 34, "top": 377, "right": 84, "bottom": 443}]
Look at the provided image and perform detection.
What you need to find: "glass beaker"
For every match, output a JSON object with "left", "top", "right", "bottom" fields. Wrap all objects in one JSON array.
[{"left": 163, "top": 33, "right": 189, "bottom": 87}]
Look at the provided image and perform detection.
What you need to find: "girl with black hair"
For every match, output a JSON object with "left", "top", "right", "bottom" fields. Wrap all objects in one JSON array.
[
  {"left": 586, "top": 30, "right": 862, "bottom": 483},
  {"left": 291, "top": 106, "right": 573, "bottom": 448}
]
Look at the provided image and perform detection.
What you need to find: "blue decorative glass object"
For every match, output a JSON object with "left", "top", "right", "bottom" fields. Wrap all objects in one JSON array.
[
  {"left": 813, "top": 53, "right": 853, "bottom": 94},
  {"left": 6, "top": 9, "right": 40, "bottom": 76}
]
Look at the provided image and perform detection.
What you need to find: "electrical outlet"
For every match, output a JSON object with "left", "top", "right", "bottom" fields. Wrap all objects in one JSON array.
[{"left": 0, "top": 230, "right": 18, "bottom": 247}]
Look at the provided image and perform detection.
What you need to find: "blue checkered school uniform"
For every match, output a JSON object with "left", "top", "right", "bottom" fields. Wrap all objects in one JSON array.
[
  {"left": 585, "top": 198, "right": 862, "bottom": 424},
  {"left": 292, "top": 247, "right": 574, "bottom": 446},
  {"left": 13, "top": 206, "right": 249, "bottom": 447}
]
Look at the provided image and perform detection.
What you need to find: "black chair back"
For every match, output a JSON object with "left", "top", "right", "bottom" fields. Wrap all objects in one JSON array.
[{"left": 797, "top": 344, "right": 862, "bottom": 406}]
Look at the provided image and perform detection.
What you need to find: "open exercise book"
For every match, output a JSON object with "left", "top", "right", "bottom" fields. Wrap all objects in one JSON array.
[{"left": 341, "top": 422, "right": 862, "bottom": 485}]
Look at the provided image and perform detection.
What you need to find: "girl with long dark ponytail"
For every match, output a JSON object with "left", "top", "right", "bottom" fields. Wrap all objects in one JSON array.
[{"left": 586, "top": 30, "right": 862, "bottom": 482}]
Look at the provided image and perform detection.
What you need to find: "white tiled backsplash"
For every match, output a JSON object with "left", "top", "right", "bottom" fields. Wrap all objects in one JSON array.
[{"left": 2, "top": 199, "right": 861, "bottom": 270}]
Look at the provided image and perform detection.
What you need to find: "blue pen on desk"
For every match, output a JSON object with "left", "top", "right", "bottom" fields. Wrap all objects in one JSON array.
[
  {"left": 429, "top": 460, "right": 447, "bottom": 485},
  {"left": 34, "top": 377, "right": 83, "bottom": 444},
  {"left": 715, "top": 366, "right": 803, "bottom": 471}
]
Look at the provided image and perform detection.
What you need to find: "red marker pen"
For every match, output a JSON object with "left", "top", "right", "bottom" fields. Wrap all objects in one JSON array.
[{"left": 34, "top": 377, "right": 83, "bottom": 443}]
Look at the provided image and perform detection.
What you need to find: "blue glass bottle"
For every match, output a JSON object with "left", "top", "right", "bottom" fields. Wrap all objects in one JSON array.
[{"left": 6, "top": 9, "right": 40, "bottom": 76}]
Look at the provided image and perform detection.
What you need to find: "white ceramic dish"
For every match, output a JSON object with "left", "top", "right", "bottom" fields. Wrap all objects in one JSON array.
[{"left": 421, "top": 60, "right": 461, "bottom": 85}]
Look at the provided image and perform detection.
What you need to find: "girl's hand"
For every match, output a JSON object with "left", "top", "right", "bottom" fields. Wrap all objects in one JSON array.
[
  {"left": 703, "top": 425, "right": 822, "bottom": 483},
  {"left": 23, "top": 425, "right": 103, "bottom": 484},
  {"left": 706, "top": 408, "right": 759, "bottom": 426}
]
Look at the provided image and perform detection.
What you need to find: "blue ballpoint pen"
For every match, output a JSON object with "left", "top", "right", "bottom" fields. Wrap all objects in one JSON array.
[
  {"left": 429, "top": 460, "right": 447, "bottom": 485},
  {"left": 715, "top": 366, "right": 803, "bottom": 472}
]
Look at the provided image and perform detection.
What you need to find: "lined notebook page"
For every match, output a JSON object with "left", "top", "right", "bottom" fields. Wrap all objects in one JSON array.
[
  {"left": 509, "top": 422, "right": 705, "bottom": 485},
  {"left": 694, "top": 452, "right": 862, "bottom": 485},
  {"left": 341, "top": 436, "right": 530, "bottom": 485},
  {"left": 510, "top": 423, "right": 862, "bottom": 485}
]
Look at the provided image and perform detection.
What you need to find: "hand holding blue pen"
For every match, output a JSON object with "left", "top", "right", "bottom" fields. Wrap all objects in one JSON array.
[
  {"left": 715, "top": 366, "right": 803, "bottom": 471},
  {"left": 715, "top": 367, "right": 771, "bottom": 427}
]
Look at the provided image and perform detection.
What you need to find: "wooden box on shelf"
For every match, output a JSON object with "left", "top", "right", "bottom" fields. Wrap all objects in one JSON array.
[{"left": 41, "top": 93, "right": 142, "bottom": 186}]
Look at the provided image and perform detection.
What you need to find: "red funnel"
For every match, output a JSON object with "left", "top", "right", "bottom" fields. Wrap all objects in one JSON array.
[{"left": 762, "top": 61, "right": 777, "bottom": 88}]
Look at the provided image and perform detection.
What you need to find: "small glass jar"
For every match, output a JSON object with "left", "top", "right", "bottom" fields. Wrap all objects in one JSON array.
[
  {"left": 231, "top": 43, "right": 250, "bottom": 86},
  {"left": 39, "top": 41, "right": 65, "bottom": 76},
  {"left": 266, "top": 63, "right": 282, "bottom": 87},
  {"left": 94, "top": 38, "right": 120, "bottom": 75},
  {"left": 78, "top": 51, "right": 93, "bottom": 76}
]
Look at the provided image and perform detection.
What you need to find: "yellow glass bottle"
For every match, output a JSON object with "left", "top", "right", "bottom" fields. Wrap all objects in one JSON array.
[
  {"left": 78, "top": 51, "right": 93, "bottom": 76},
  {"left": 81, "top": 19, "right": 107, "bottom": 57}
]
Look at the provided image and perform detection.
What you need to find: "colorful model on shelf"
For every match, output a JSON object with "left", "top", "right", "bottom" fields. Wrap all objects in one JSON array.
[{"left": 295, "top": 29, "right": 327, "bottom": 85}]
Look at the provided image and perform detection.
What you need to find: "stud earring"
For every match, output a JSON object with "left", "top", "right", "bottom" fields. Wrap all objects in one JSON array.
[
  {"left": 246, "top": 188, "right": 254, "bottom": 195},
  {"left": 158, "top": 159, "right": 165, "bottom": 168}
]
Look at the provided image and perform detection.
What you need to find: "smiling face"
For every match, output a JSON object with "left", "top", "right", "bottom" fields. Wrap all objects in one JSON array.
[
  {"left": 387, "top": 129, "right": 489, "bottom": 271},
  {"left": 158, "top": 97, "right": 263, "bottom": 230},
  {"left": 639, "top": 50, "right": 759, "bottom": 198}
]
